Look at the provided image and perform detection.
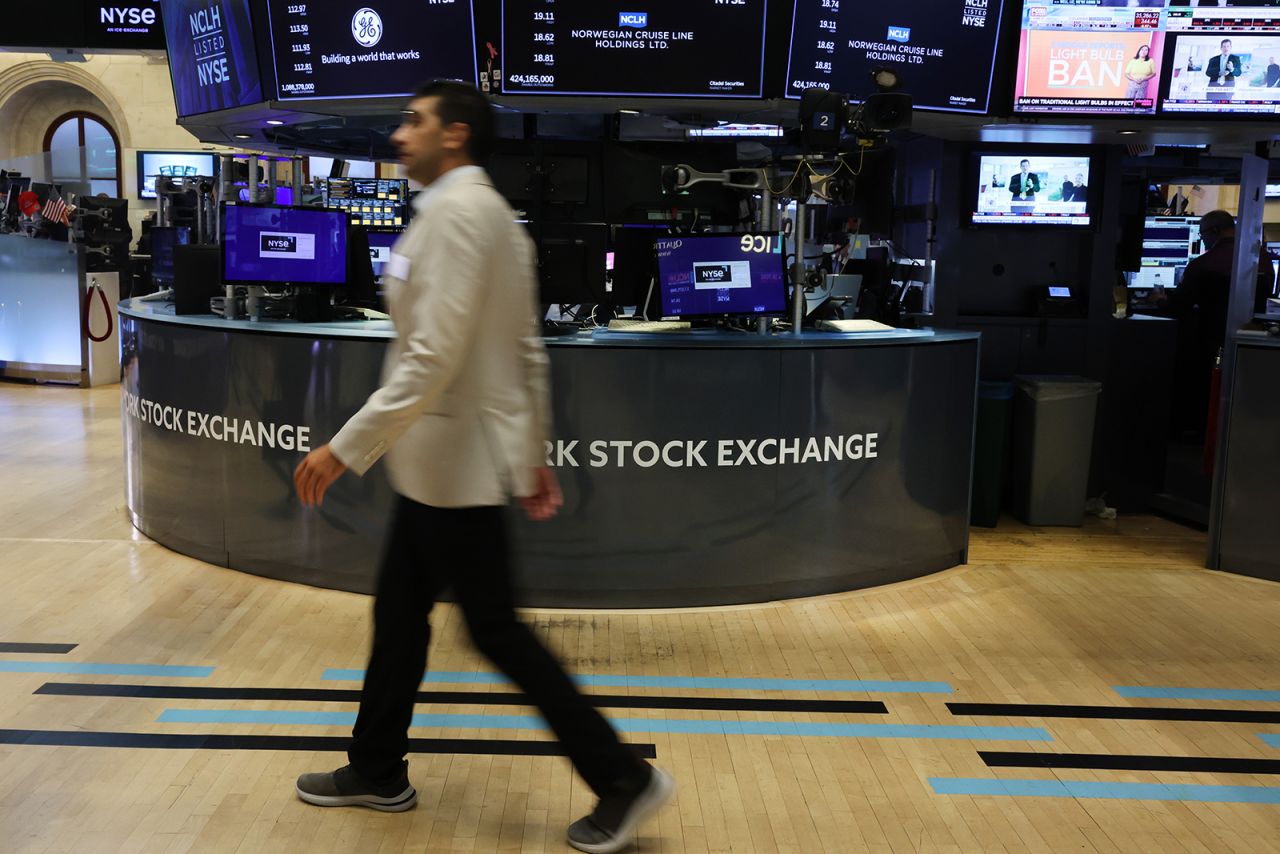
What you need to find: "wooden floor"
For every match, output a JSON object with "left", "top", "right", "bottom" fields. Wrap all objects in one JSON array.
[{"left": 0, "top": 382, "right": 1278, "bottom": 854}]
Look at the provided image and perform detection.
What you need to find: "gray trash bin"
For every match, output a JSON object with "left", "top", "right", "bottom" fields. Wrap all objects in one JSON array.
[{"left": 1012, "top": 375, "right": 1103, "bottom": 526}]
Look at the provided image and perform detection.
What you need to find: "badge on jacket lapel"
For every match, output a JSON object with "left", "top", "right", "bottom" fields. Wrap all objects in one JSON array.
[{"left": 388, "top": 253, "right": 412, "bottom": 281}]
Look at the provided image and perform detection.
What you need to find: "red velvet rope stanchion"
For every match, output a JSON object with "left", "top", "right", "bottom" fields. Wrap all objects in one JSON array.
[{"left": 83, "top": 278, "right": 114, "bottom": 343}]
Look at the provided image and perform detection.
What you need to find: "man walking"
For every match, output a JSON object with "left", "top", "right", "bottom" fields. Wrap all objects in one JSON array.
[{"left": 292, "top": 80, "right": 672, "bottom": 854}]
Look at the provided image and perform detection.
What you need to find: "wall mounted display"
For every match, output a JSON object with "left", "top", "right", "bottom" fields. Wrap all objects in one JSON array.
[
  {"left": 160, "top": 0, "right": 265, "bottom": 116},
  {"left": 501, "top": 0, "right": 768, "bottom": 97},
  {"left": 265, "top": 0, "right": 477, "bottom": 100},
  {"left": 785, "top": 0, "right": 1006, "bottom": 113}
]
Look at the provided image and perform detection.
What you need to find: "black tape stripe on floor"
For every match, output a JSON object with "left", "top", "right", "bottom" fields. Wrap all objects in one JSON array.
[
  {"left": 0, "top": 643, "right": 78, "bottom": 654},
  {"left": 949, "top": 702, "right": 1280, "bottom": 725},
  {"left": 0, "top": 728, "right": 656, "bottom": 758},
  {"left": 980, "top": 751, "right": 1280, "bottom": 775},
  {"left": 35, "top": 682, "right": 888, "bottom": 714}
]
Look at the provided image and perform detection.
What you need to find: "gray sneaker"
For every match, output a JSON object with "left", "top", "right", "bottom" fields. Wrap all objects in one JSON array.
[
  {"left": 295, "top": 761, "right": 417, "bottom": 812},
  {"left": 567, "top": 764, "right": 675, "bottom": 854}
]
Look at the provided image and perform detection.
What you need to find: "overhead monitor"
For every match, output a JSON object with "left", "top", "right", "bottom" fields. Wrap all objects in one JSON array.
[
  {"left": 159, "top": 0, "right": 265, "bottom": 116},
  {"left": 784, "top": 0, "right": 1006, "bottom": 114},
  {"left": 970, "top": 153, "right": 1094, "bottom": 228},
  {"left": 322, "top": 178, "right": 408, "bottom": 229},
  {"left": 265, "top": 0, "right": 477, "bottom": 100},
  {"left": 501, "top": 0, "right": 768, "bottom": 98},
  {"left": 136, "top": 151, "right": 219, "bottom": 199},
  {"left": 309, "top": 156, "right": 376, "bottom": 179},
  {"left": 221, "top": 203, "right": 349, "bottom": 285},
  {"left": 1014, "top": 2, "right": 1165, "bottom": 116},
  {"left": 1129, "top": 216, "right": 1204, "bottom": 290},
  {"left": 1160, "top": 6, "right": 1280, "bottom": 115},
  {"left": 367, "top": 230, "right": 400, "bottom": 278},
  {"left": 85, "top": 1, "right": 166, "bottom": 50},
  {"left": 654, "top": 233, "right": 788, "bottom": 317}
]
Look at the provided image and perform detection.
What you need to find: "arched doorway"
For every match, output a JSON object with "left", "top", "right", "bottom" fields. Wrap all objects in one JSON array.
[{"left": 43, "top": 111, "right": 121, "bottom": 198}]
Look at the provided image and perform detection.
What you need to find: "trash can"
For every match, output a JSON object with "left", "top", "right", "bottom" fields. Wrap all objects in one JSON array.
[
  {"left": 1012, "top": 375, "right": 1103, "bottom": 526},
  {"left": 971, "top": 381, "right": 1014, "bottom": 528}
]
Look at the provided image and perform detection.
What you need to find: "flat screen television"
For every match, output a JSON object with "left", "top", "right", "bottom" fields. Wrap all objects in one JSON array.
[
  {"left": 1014, "top": 2, "right": 1165, "bottom": 116},
  {"left": 136, "top": 151, "right": 219, "bottom": 199},
  {"left": 264, "top": 0, "right": 477, "bottom": 100},
  {"left": 785, "top": 0, "right": 1006, "bottom": 113},
  {"left": 1159, "top": 5, "right": 1280, "bottom": 115},
  {"left": 221, "top": 203, "right": 349, "bottom": 286},
  {"left": 159, "top": 0, "right": 264, "bottom": 116},
  {"left": 501, "top": 0, "right": 768, "bottom": 98},
  {"left": 969, "top": 153, "right": 1095, "bottom": 228},
  {"left": 654, "top": 233, "right": 788, "bottom": 318}
]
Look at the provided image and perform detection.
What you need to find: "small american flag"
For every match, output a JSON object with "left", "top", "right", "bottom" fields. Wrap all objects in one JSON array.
[{"left": 42, "top": 188, "right": 70, "bottom": 226}]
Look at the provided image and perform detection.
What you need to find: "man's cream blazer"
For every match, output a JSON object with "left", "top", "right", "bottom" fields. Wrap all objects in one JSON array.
[{"left": 331, "top": 168, "right": 551, "bottom": 507}]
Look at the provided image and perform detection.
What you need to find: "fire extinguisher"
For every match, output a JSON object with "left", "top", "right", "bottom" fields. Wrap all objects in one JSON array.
[
  {"left": 83, "top": 276, "right": 114, "bottom": 343},
  {"left": 1202, "top": 346, "right": 1222, "bottom": 476}
]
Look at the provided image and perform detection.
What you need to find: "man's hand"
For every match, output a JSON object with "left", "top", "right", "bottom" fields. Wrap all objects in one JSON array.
[
  {"left": 294, "top": 444, "right": 348, "bottom": 508},
  {"left": 520, "top": 466, "right": 563, "bottom": 522}
]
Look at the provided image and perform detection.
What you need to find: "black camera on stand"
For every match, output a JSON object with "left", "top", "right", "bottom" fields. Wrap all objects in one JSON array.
[{"left": 798, "top": 84, "right": 912, "bottom": 151}]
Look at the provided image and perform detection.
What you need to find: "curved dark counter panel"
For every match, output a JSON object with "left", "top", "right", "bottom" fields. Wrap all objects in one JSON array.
[{"left": 120, "top": 300, "right": 980, "bottom": 607}]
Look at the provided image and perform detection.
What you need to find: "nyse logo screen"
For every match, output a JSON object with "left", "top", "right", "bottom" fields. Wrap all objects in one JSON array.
[
  {"left": 259, "top": 232, "right": 316, "bottom": 260},
  {"left": 692, "top": 260, "right": 751, "bottom": 289}
]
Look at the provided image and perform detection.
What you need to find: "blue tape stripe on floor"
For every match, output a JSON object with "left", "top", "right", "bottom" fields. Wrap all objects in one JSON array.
[
  {"left": 0, "top": 662, "right": 213, "bottom": 678},
  {"left": 320, "top": 669, "right": 952, "bottom": 694},
  {"left": 1114, "top": 686, "right": 1280, "bottom": 702},
  {"left": 929, "top": 777, "right": 1280, "bottom": 804},
  {"left": 1260, "top": 734, "right": 1280, "bottom": 749},
  {"left": 157, "top": 709, "right": 1047, "bottom": 740}
]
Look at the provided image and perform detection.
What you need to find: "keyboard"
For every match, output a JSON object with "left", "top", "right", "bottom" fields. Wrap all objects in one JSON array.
[
  {"left": 815, "top": 319, "right": 894, "bottom": 333},
  {"left": 606, "top": 319, "right": 692, "bottom": 333}
]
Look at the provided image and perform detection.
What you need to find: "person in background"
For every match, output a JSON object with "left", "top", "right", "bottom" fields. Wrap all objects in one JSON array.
[
  {"left": 1159, "top": 211, "right": 1278, "bottom": 436},
  {"left": 1070, "top": 173, "right": 1088, "bottom": 202},
  {"left": 1205, "top": 39, "right": 1241, "bottom": 103},
  {"left": 1265, "top": 56, "right": 1280, "bottom": 87},
  {"left": 291, "top": 80, "right": 673, "bottom": 854},
  {"left": 1009, "top": 159, "right": 1039, "bottom": 200},
  {"left": 1125, "top": 44, "right": 1156, "bottom": 101}
]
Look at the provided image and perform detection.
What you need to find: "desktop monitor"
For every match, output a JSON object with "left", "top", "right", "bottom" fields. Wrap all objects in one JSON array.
[
  {"left": 1130, "top": 216, "right": 1204, "bottom": 290},
  {"left": 149, "top": 226, "right": 191, "bottom": 289},
  {"left": 220, "top": 203, "right": 348, "bottom": 286},
  {"left": 654, "top": 233, "right": 788, "bottom": 318},
  {"left": 367, "top": 231, "right": 401, "bottom": 279},
  {"left": 322, "top": 178, "right": 409, "bottom": 229},
  {"left": 969, "top": 153, "right": 1095, "bottom": 227},
  {"left": 528, "top": 222, "right": 609, "bottom": 306}
]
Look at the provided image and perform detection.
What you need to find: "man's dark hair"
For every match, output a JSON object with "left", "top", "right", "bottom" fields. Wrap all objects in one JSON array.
[
  {"left": 413, "top": 80, "right": 496, "bottom": 164},
  {"left": 1020, "top": 159, "right": 1030, "bottom": 166},
  {"left": 1221, "top": 39, "right": 1232, "bottom": 48},
  {"left": 1200, "top": 209, "right": 1235, "bottom": 241}
]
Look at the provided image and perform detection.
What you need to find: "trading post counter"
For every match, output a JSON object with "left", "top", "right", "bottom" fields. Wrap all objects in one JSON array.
[{"left": 120, "top": 300, "right": 980, "bottom": 608}]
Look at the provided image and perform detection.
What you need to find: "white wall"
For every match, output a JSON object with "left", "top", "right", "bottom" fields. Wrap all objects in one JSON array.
[{"left": 0, "top": 52, "right": 229, "bottom": 239}]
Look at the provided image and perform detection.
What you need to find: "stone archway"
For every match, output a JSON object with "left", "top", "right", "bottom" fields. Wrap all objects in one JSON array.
[{"left": 0, "top": 62, "right": 133, "bottom": 161}]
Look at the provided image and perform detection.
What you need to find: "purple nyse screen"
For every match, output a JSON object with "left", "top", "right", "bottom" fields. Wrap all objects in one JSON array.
[
  {"left": 656, "top": 233, "right": 787, "bottom": 317},
  {"left": 223, "top": 205, "right": 348, "bottom": 285}
]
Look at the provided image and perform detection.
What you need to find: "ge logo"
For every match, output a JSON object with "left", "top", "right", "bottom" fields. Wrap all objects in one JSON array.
[{"left": 352, "top": 8, "right": 383, "bottom": 47}]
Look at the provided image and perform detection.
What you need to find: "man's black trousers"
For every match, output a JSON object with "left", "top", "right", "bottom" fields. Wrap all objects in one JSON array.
[{"left": 348, "top": 495, "right": 647, "bottom": 797}]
